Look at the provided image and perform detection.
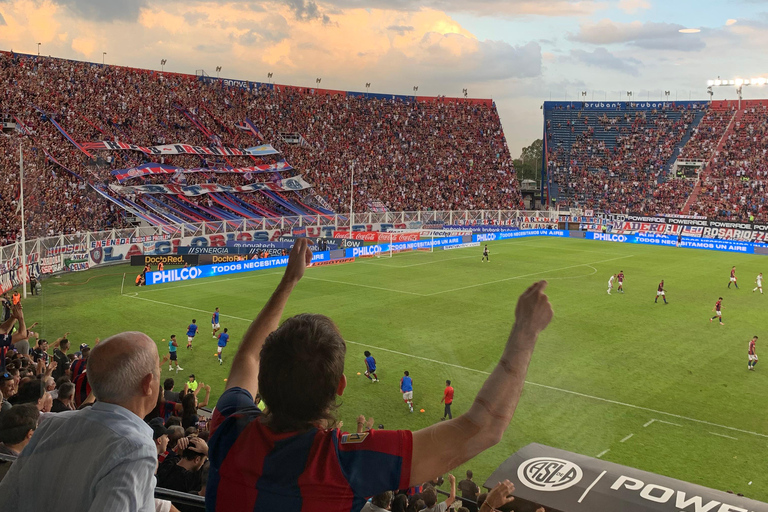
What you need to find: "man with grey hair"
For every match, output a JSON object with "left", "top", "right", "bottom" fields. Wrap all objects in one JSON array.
[{"left": 0, "top": 331, "right": 162, "bottom": 511}]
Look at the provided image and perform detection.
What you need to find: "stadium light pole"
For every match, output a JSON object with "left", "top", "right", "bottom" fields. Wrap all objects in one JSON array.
[
  {"left": 665, "top": 90, "right": 670, "bottom": 102},
  {"left": 216, "top": 66, "right": 222, "bottom": 78},
  {"left": 102, "top": 52, "right": 106, "bottom": 65},
  {"left": 18, "top": 145, "right": 27, "bottom": 299},
  {"left": 349, "top": 162, "right": 355, "bottom": 230},
  {"left": 463, "top": 88, "right": 468, "bottom": 99},
  {"left": 161, "top": 59, "right": 167, "bottom": 72},
  {"left": 37, "top": 43, "right": 41, "bottom": 56},
  {"left": 366, "top": 82, "right": 371, "bottom": 96},
  {"left": 707, "top": 77, "right": 767, "bottom": 110},
  {"left": 268, "top": 72, "right": 273, "bottom": 84}
]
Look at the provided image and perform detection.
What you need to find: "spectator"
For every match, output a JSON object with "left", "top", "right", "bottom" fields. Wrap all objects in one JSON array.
[
  {"left": 51, "top": 382, "right": 76, "bottom": 412},
  {"left": 156, "top": 436, "right": 208, "bottom": 497},
  {"left": 407, "top": 499, "right": 426, "bottom": 512},
  {"left": 70, "top": 344, "right": 90, "bottom": 380},
  {"left": 458, "top": 470, "right": 480, "bottom": 512},
  {"left": 51, "top": 337, "right": 71, "bottom": 381},
  {"left": 181, "top": 384, "right": 210, "bottom": 430},
  {"left": 206, "top": 240, "right": 553, "bottom": 511},
  {"left": 361, "top": 490, "right": 394, "bottom": 512},
  {"left": 422, "top": 474, "right": 456, "bottom": 512},
  {"left": 31, "top": 338, "right": 49, "bottom": 364},
  {"left": 187, "top": 374, "right": 198, "bottom": 393},
  {"left": 391, "top": 494, "right": 408, "bottom": 512},
  {"left": 164, "top": 378, "right": 180, "bottom": 402},
  {"left": 0, "top": 304, "right": 27, "bottom": 373},
  {"left": 0, "top": 404, "right": 39, "bottom": 481},
  {"left": 0, "top": 331, "right": 162, "bottom": 511}
]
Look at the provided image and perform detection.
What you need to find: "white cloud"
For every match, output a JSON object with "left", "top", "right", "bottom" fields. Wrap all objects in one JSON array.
[
  {"left": 617, "top": 0, "right": 650, "bottom": 14},
  {"left": 568, "top": 19, "right": 706, "bottom": 52},
  {"left": 564, "top": 47, "right": 642, "bottom": 76}
]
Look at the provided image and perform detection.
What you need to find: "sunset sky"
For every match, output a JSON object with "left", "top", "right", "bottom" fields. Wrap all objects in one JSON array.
[{"left": 2, "top": 0, "right": 768, "bottom": 155}]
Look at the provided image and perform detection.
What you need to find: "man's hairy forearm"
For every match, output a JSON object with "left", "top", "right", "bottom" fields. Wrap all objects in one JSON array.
[{"left": 465, "top": 326, "right": 535, "bottom": 442}]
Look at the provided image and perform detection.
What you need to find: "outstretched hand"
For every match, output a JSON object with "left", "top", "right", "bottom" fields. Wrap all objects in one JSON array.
[
  {"left": 513, "top": 281, "right": 553, "bottom": 339},
  {"left": 283, "top": 238, "right": 312, "bottom": 285},
  {"left": 485, "top": 480, "right": 516, "bottom": 510}
]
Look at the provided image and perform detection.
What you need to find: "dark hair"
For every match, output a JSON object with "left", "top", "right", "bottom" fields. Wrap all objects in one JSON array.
[
  {"left": 60, "top": 338, "right": 70, "bottom": 350},
  {"left": 164, "top": 378, "right": 175, "bottom": 391},
  {"left": 391, "top": 494, "right": 408, "bottom": 512},
  {"left": 467, "top": 469, "right": 473, "bottom": 478},
  {"left": 181, "top": 392, "right": 197, "bottom": 419},
  {"left": 371, "top": 491, "right": 393, "bottom": 508},
  {"left": 477, "top": 493, "right": 488, "bottom": 507},
  {"left": 446, "top": 380, "right": 451, "bottom": 386},
  {"left": 422, "top": 487, "right": 437, "bottom": 507},
  {"left": 0, "top": 403, "right": 39, "bottom": 445},
  {"left": 11, "top": 379, "right": 45, "bottom": 406},
  {"left": 258, "top": 314, "right": 346, "bottom": 432},
  {"left": 166, "top": 416, "right": 182, "bottom": 428},
  {"left": 223, "top": 328, "right": 228, "bottom": 333},
  {"left": 719, "top": 297, "right": 723, "bottom": 300},
  {"left": 192, "top": 319, "right": 196, "bottom": 323},
  {"left": 404, "top": 371, "right": 409, "bottom": 376},
  {"left": 37, "top": 339, "right": 47, "bottom": 347},
  {"left": 408, "top": 499, "right": 426, "bottom": 512},
  {"left": 55, "top": 376, "right": 71, "bottom": 389},
  {"left": 58, "top": 382, "right": 75, "bottom": 400},
  {"left": 181, "top": 447, "right": 204, "bottom": 461},
  {"left": 364, "top": 350, "right": 371, "bottom": 357},
  {"left": 171, "top": 335, "right": 176, "bottom": 339}
]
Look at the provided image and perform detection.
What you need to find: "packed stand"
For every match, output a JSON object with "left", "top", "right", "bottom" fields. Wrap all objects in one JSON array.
[
  {"left": 691, "top": 104, "right": 768, "bottom": 221},
  {"left": 546, "top": 105, "right": 698, "bottom": 214},
  {"left": 677, "top": 107, "right": 734, "bottom": 161},
  {"left": 0, "top": 51, "right": 521, "bottom": 241}
]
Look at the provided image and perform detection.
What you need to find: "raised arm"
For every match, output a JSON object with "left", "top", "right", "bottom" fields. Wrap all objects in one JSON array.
[
  {"left": 225, "top": 239, "right": 312, "bottom": 396},
  {"left": 410, "top": 281, "right": 553, "bottom": 486},
  {"left": 9, "top": 304, "right": 27, "bottom": 343}
]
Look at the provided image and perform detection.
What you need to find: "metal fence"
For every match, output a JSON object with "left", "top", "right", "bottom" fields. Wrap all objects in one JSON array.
[{"left": 0, "top": 209, "right": 567, "bottom": 266}]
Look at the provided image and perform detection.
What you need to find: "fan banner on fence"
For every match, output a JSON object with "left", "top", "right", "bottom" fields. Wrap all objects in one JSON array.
[
  {"left": 111, "top": 161, "right": 293, "bottom": 182},
  {"left": 81, "top": 141, "right": 279, "bottom": 157},
  {"left": 109, "top": 176, "right": 312, "bottom": 196}
]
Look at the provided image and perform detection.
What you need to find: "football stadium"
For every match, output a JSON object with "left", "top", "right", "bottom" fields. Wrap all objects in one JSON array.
[{"left": 1, "top": 3, "right": 768, "bottom": 512}]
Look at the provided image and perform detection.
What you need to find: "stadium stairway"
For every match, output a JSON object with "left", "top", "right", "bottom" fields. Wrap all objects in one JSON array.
[
  {"left": 681, "top": 108, "right": 740, "bottom": 214},
  {"left": 664, "top": 110, "right": 706, "bottom": 173}
]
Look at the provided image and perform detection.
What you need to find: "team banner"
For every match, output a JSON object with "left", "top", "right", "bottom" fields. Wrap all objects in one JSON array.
[
  {"left": 81, "top": 141, "right": 279, "bottom": 157},
  {"left": 145, "top": 252, "right": 331, "bottom": 285},
  {"left": 109, "top": 176, "right": 312, "bottom": 196},
  {"left": 111, "top": 161, "right": 293, "bottom": 182},
  {"left": 485, "top": 443, "right": 767, "bottom": 512}
]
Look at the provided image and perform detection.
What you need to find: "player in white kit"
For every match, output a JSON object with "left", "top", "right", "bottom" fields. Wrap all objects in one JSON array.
[
  {"left": 754, "top": 273, "right": 763, "bottom": 294},
  {"left": 607, "top": 274, "right": 616, "bottom": 295}
]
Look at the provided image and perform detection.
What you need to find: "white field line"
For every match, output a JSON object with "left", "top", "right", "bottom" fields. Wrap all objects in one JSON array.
[
  {"left": 620, "top": 433, "right": 634, "bottom": 443},
  {"left": 644, "top": 419, "right": 655, "bottom": 427},
  {"left": 596, "top": 449, "right": 610, "bottom": 458},
  {"left": 424, "top": 255, "right": 635, "bottom": 296},
  {"left": 302, "top": 276, "right": 427, "bottom": 296},
  {"left": 120, "top": 294, "right": 768, "bottom": 440},
  {"left": 356, "top": 254, "right": 478, "bottom": 268},
  {"left": 709, "top": 432, "right": 738, "bottom": 441},
  {"left": 656, "top": 419, "right": 683, "bottom": 427},
  {"left": 578, "top": 470, "right": 607, "bottom": 503}
]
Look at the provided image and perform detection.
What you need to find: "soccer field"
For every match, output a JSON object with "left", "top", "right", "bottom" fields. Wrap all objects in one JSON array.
[{"left": 24, "top": 237, "right": 768, "bottom": 500}]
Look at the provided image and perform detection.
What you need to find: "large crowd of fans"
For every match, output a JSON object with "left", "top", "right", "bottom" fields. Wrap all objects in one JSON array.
[
  {"left": 0, "top": 51, "right": 521, "bottom": 244},
  {"left": 690, "top": 104, "right": 768, "bottom": 221},
  {"left": 546, "top": 105, "right": 699, "bottom": 214}
]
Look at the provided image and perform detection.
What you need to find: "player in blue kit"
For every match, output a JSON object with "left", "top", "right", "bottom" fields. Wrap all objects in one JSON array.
[
  {"left": 186, "top": 319, "right": 198, "bottom": 349},
  {"left": 400, "top": 371, "right": 414, "bottom": 412},
  {"left": 217, "top": 328, "right": 230, "bottom": 365},
  {"left": 364, "top": 351, "right": 379, "bottom": 382},
  {"left": 212, "top": 307, "right": 221, "bottom": 338}
]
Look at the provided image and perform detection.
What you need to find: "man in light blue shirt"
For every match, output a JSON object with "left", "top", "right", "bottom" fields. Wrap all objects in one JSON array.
[{"left": 0, "top": 331, "right": 162, "bottom": 512}]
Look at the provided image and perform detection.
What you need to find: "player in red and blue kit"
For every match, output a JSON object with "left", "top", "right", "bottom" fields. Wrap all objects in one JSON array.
[
  {"left": 617, "top": 271, "right": 625, "bottom": 293},
  {"left": 212, "top": 307, "right": 221, "bottom": 338},
  {"left": 217, "top": 328, "right": 229, "bottom": 365},
  {"left": 186, "top": 319, "right": 198, "bottom": 349},
  {"left": 728, "top": 266, "right": 739, "bottom": 289},
  {"left": 655, "top": 280, "right": 667, "bottom": 304},
  {"left": 749, "top": 336, "right": 758, "bottom": 370},
  {"left": 710, "top": 297, "right": 724, "bottom": 325},
  {"left": 364, "top": 350, "right": 379, "bottom": 382}
]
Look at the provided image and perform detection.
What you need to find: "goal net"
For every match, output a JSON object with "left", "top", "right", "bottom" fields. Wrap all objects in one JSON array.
[{"left": 376, "top": 231, "right": 433, "bottom": 258}]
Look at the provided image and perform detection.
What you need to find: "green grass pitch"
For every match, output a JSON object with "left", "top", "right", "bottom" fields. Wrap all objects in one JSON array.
[{"left": 22, "top": 237, "right": 768, "bottom": 500}]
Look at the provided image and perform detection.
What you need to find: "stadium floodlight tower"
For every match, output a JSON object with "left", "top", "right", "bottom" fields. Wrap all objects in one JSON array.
[
  {"left": 37, "top": 43, "right": 41, "bottom": 56},
  {"left": 160, "top": 59, "right": 167, "bottom": 72},
  {"left": 707, "top": 77, "right": 767, "bottom": 110},
  {"left": 216, "top": 66, "right": 222, "bottom": 78}
]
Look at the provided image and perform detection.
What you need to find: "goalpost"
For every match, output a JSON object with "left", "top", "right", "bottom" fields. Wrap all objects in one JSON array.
[{"left": 376, "top": 230, "right": 433, "bottom": 258}]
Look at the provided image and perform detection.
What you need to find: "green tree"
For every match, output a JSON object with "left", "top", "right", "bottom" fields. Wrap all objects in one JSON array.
[{"left": 513, "top": 139, "right": 543, "bottom": 184}]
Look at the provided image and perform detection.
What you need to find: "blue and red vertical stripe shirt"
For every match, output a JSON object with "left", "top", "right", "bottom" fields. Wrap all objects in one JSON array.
[{"left": 207, "top": 387, "right": 413, "bottom": 512}]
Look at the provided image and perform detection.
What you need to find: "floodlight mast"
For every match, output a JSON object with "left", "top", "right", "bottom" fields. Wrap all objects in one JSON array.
[{"left": 706, "top": 76, "right": 767, "bottom": 110}]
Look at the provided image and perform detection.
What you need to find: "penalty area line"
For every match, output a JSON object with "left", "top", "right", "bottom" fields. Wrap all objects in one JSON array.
[{"left": 120, "top": 293, "right": 768, "bottom": 440}]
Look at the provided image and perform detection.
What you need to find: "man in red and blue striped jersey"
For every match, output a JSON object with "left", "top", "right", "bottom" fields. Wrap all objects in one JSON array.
[{"left": 207, "top": 239, "right": 554, "bottom": 512}]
